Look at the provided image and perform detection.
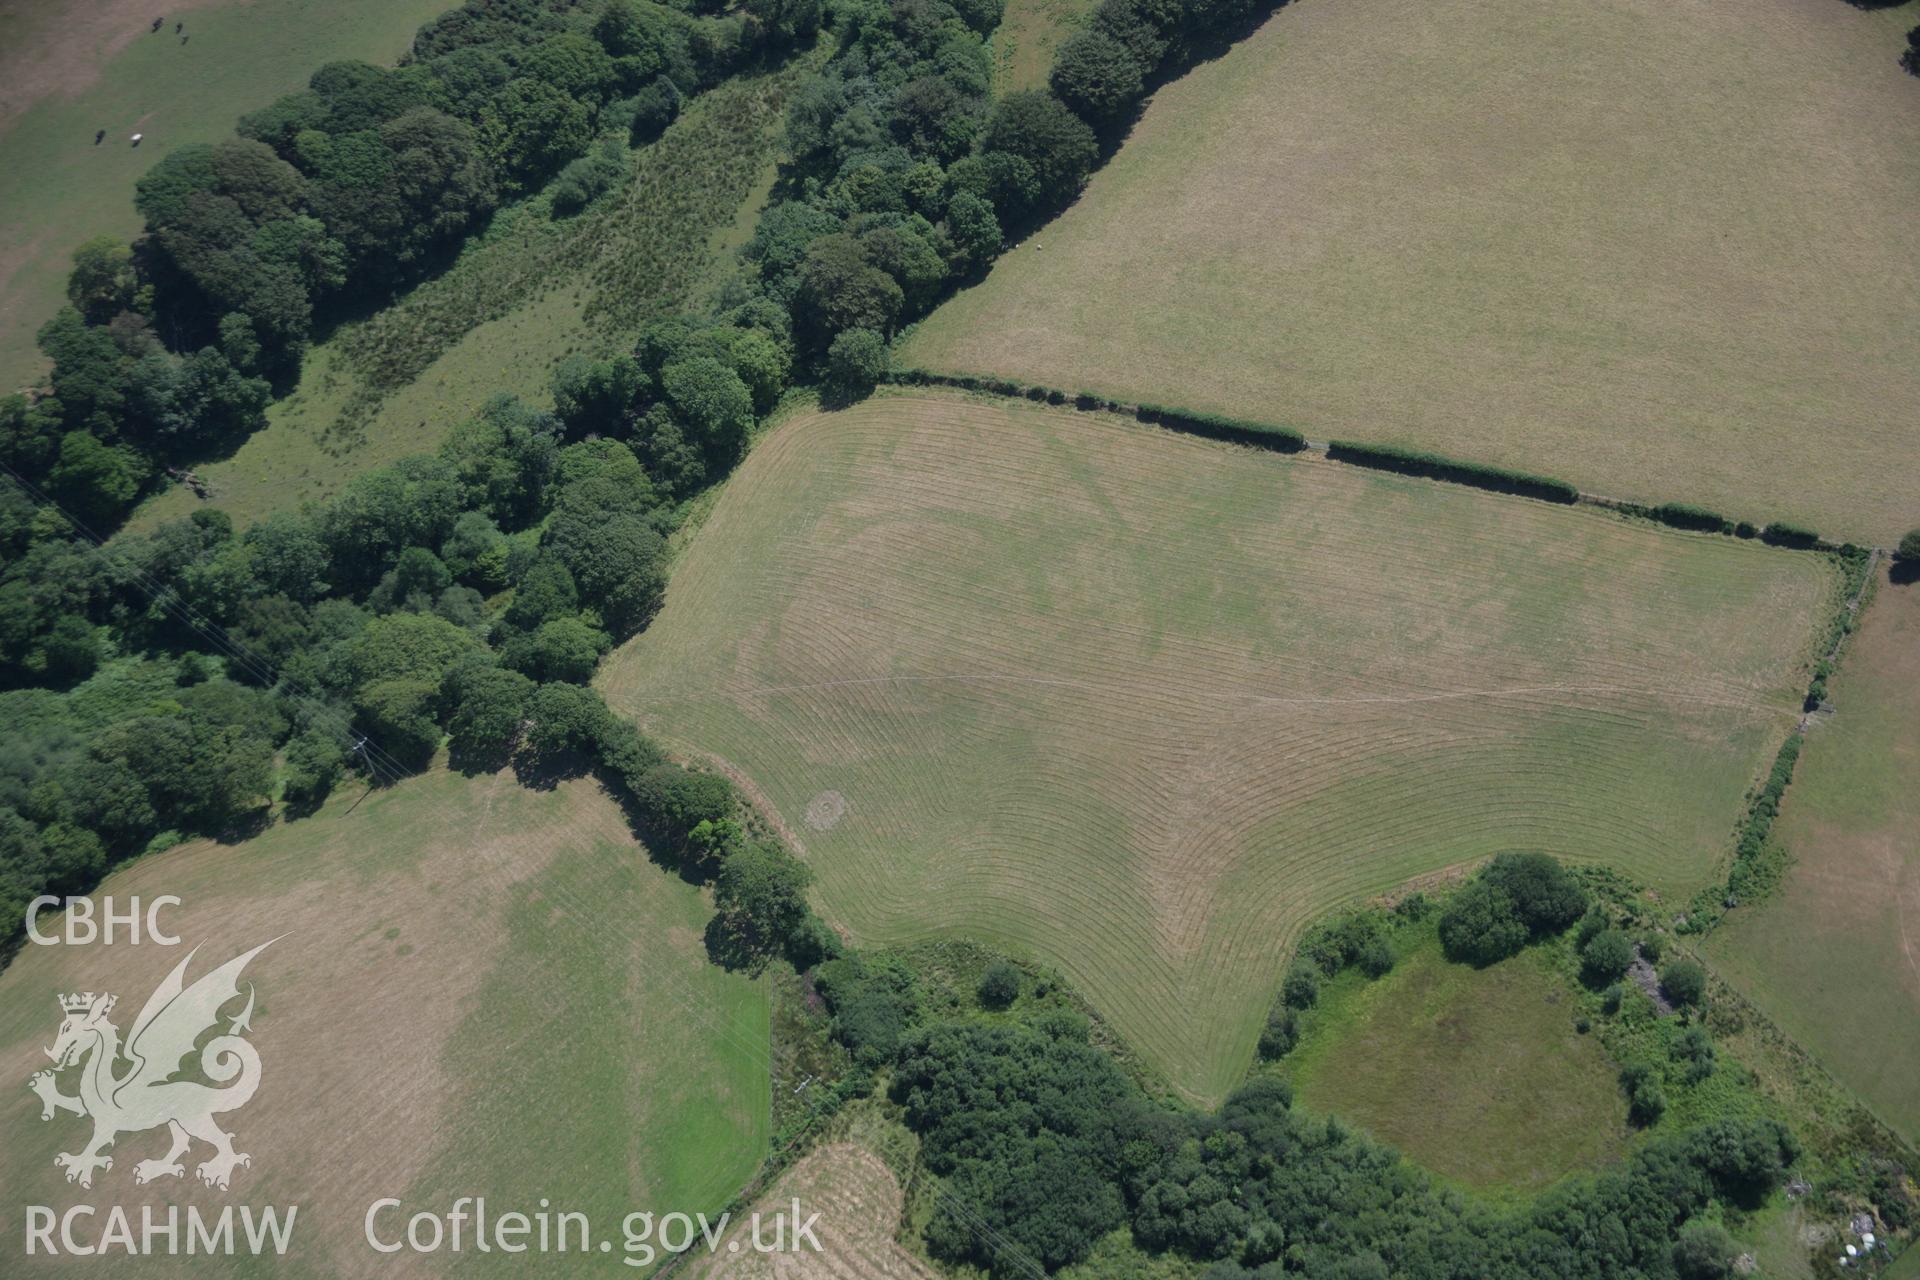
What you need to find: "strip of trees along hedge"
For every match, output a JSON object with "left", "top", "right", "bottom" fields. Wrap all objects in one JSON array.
[
  {"left": 1323, "top": 441, "right": 1578, "bottom": 503},
  {"left": 0, "top": 384, "right": 828, "bottom": 976},
  {"left": 1636, "top": 503, "right": 1833, "bottom": 550},
  {"left": 888, "top": 368, "right": 1308, "bottom": 451}
]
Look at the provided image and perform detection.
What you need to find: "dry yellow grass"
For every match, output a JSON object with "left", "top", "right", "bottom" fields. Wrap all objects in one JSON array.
[
  {"left": 904, "top": 0, "right": 1920, "bottom": 545},
  {"left": 600, "top": 390, "right": 1833, "bottom": 1099},
  {"left": 687, "top": 1143, "right": 935, "bottom": 1280},
  {"left": 0, "top": 768, "right": 769, "bottom": 1276}
]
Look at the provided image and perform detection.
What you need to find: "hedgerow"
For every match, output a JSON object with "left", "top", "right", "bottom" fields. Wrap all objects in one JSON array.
[
  {"left": 1760, "top": 520, "right": 1820, "bottom": 549},
  {"left": 1673, "top": 546, "right": 1870, "bottom": 931},
  {"left": 1325, "top": 440, "right": 1579, "bottom": 503},
  {"left": 1738, "top": 737, "right": 1800, "bottom": 868},
  {"left": 1681, "top": 734, "right": 1802, "bottom": 933},
  {"left": 1650, "top": 502, "right": 1732, "bottom": 534},
  {"left": 1134, "top": 403, "right": 1305, "bottom": 452}
]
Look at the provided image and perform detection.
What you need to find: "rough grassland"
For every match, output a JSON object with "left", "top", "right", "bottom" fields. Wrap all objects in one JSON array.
[
  {"left": 990, "top": 0, "right": 1096, "bottom": 93},
  {"left": 1705, "top": 563, "right": 1920, "bottom": 1146},
  {"left": 0, "top": 0, "right": 451, "bottom": 392},
  {"left": 1287, "top": 942, "right": 1629, "bottom": 1196},
  {"left": 0, "top": 768, "right": 769, "bottom": 1277},
  {"left": 599, "top": 391, "right": 1832, "bottom": 1100},
  {"left": 903, "top": 0, "right": 1920, "bottom": 545},
  {"left": 125, "top": 287, "right": 594, "bottom": 535},
  {"left": 125, "top": 65, "right": 798, "bottom": 534}
]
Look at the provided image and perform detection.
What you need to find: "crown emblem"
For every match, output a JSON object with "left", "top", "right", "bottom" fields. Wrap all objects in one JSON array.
[{"left": 59, "top": 992, "right": 114, "bottom": 1015}]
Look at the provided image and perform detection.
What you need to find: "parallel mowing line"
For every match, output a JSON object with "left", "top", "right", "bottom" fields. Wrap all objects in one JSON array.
[{"left": 601, "top": 395, "right": 1830, "bottom": 1097}]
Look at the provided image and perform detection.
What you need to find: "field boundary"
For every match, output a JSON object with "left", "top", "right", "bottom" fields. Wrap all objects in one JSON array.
[
  {"left": 875, "top": 374, "right": 1875, "bottom": 940},
  {"left": 884, "top": 369, "right": 1892, "bottom": 555},
  {"left": 1679, "top": 548, "right": 1878, "bottom": 934}
]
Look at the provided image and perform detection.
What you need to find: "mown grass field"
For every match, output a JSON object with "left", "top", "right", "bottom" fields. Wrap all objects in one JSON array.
[
  {"left": 1705, "top": 563, "right": 1920, "bottom": 1146},
  {"left": 599, "top": 390, "right": 1833, "bottom": 1100},
  {"left": 903, "top": 0, "right": 1920, "bottom": 545},
  {"left": 688, "top": 1139, "right": 935, "bottom": 1280},
  {"left": 0, "top": 767, "right": 769, "bottom": 1277},
  {"left": 1287, "top": 940, "right": 1629, "bottom": 1196},
  {"left": 127, "top": 65, "right": 800, "bottom": 533},
  {"left": 0, "top": 0, "right": 451, "bottom": 394}
]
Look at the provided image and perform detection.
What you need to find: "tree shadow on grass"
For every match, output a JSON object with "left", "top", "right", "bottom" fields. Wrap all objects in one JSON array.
[
  {"left": 599, "top": 767, "right": 711, "bottom": 886},
  {"left": 213, "top": 805, "right": 274, "bottom": 845},
  {"left": 510, "top": 745, "right": 595, "bottom": 792}
]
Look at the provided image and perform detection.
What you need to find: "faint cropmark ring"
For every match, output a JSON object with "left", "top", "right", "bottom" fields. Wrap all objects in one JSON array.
[{"left": 804, "top": 791, "right": 847, "bottom": 831}]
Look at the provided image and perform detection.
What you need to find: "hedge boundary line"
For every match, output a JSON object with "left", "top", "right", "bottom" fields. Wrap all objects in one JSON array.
[
  {"left": 882, "top": 371, "right": 1882, "bottom": 935},
  {"left": 1679, "top": 547, "right": 1876, "bottom": 933},
  {"left": 1324, "top": 439, "right": 1576, "bottom": 504},
  {"left": 885, "top": 368, "right": 1306, "bottom": 453},
  {"left": 887, "top": 371, "right": 1885, "bottom": 556},
  {"left": 1584, "top": 497, "right": 1852, "bottom": 554}
]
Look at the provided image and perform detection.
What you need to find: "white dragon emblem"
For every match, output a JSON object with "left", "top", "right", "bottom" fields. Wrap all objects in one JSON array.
[{"left": 27, "top": 939, "right": 277, "bottom": 1191}]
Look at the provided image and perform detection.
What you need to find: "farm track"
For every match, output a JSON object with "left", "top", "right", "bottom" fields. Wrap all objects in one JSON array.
[{"left": 601, "top": 392, "right": 1833, "bottom": 1099}]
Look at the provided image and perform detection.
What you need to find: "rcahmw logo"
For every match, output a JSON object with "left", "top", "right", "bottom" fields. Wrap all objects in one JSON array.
[
  {"left": 22, "top": 938, "right": 300, "bottom": 1259},
  {"left": 26, "top": 1204, "right": 296, "bottom": 1259}
]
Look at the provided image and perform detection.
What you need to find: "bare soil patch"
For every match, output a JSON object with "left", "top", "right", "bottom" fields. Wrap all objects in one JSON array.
[{"left": 806, "top": 791, "right": 849, "bottom": 831}]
